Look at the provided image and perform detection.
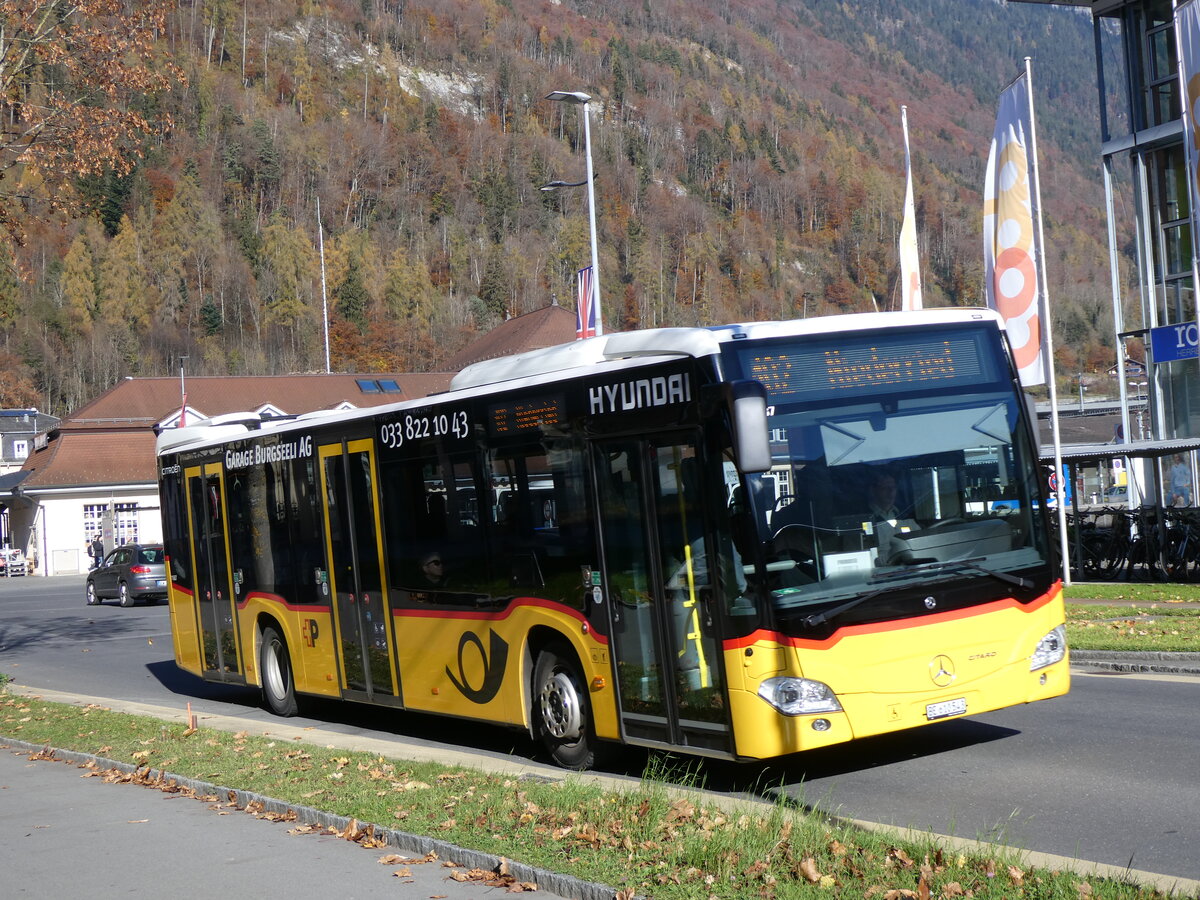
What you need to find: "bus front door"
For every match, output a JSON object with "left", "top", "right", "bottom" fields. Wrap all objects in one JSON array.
[
  {"left": 594, "top": 436, "right": 732, "bottom": 755},
  {"left": 185, "top": 465, "right": 244, "bottom": 681},
  {"left": 318, "top": 439, "right": 400, "bottom": 705}
]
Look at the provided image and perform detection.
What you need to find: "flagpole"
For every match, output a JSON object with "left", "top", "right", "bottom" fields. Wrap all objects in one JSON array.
[
  {"left": 899, "top": 105, "right": 923, "bottom": 311},
  {"left": 317, "top": 197, "right": 331, "bottom": 374},
  {"left": 1023, "top": 56, "right": 1071, "bottom": 586}
]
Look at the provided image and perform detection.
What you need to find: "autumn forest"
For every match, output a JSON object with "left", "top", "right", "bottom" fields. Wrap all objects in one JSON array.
[{"left": 0, "top": 0, "right": 1122, "bottom": 416}]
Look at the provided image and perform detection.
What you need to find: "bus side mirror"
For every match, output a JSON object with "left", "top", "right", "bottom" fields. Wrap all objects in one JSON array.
[{"left": 731, "top": 380, "right": 772, "bottom": 473}]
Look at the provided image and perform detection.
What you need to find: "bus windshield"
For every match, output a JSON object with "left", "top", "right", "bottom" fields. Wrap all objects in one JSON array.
[{"left": 724, "top": 321, "right": 1052, "bottom": 632}]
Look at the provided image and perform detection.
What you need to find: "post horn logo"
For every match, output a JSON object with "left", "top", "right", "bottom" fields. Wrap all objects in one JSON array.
[{"left": 929, "top": 654, "right": 956, "bottom": 687}]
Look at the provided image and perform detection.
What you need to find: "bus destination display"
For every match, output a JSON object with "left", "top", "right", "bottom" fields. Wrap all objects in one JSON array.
[
  {"left": 489, "top": 396, "right": 564, "bottom": 435},
  {"left": 746, "top": 336, "right": 986, "bottom": 401}
]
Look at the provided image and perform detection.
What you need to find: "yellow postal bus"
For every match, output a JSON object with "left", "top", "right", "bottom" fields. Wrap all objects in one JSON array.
[{"left": 157, "top": 309, "right": 1068, "bottom": 768}]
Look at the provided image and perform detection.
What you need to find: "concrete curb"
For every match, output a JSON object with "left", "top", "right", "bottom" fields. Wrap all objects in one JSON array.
[
  {"left": 1071, "top": 650, "right": 1200, "bottom": 675},
  {"left": 5, "top": 684, "right": 1200, "bottom": 899}
]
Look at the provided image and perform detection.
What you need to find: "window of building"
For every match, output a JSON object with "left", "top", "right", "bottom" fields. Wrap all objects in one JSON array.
[
  {"left": 11, "top": 440, "right": 28, "bottom": 459},
  {"left": 1147, "top": 144, "right": 1194, "bottom": 327},
  {"left": 114, "top": 503, "right": 139, "bottom": 545},
  {"left": 1140, "top": 0, "right": 1180, "bottom": 129},
  {"left": 83, "top": 502, "right": 140, "bottom": 546},
  {"left": 83, "top": 504, "right": 105, "bottom": 542}
]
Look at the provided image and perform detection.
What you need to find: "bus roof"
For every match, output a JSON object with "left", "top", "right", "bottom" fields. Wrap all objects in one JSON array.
[
  {"left": 452, "top": 307, "right": 1003, "bottom": 391},
  {"left": 156, "top": 308, "right": 1004, "bottom": 458}
]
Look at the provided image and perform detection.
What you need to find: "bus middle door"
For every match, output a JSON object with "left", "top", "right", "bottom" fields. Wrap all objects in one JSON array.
[
  {"left": 185, "top": 464, "right": 244, "bottom": 681},
  {"left": 318, "top": 438, "right": 400, "bottom": 705},
  {"left": 593, "top": 434, "right": 732, "bottom": 756}
]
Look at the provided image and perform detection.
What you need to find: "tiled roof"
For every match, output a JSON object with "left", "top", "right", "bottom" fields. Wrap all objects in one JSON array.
[
  {"left": 22, "top": 429, "right": 159, "bottom": 487},
  {"left": 0, "top": 411, "right": 58, "bottom": 434},
  {"left": 442, "top": 304, "right": 578, "bottom": 371},
  {"left": 17, "top": 372, "right": 454, "bottom": 491},
  {"left": 63, "top": 373, "right": 454, "bottom": 432}
]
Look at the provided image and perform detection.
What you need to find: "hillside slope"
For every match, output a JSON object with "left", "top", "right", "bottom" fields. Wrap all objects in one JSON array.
[{"left": 0, "top": 0, "right": 1117, "bottom": 414}]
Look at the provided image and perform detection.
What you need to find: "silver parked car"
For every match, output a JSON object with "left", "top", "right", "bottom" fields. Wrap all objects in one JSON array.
[{"left": 85, "top": 543, "right": 168, "bottom": 607}]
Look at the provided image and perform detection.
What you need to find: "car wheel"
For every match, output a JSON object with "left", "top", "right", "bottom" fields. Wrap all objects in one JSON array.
[
  {"left": 260, "top": 626, "right": 299, "bottom": 717},
  {"left": 86, "top": 581, "right": 100, "bottom": 606},
  {"left": 532, "top": 642, "right": 600, "bottom": 770},
  {"left": 118, "top": 582, "right": 133, "bottom": 607}
]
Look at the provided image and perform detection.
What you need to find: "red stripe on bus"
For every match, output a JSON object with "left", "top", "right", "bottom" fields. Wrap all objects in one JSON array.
[{"left": 724, "top": 582, "right": 1063, "bottom": 652}]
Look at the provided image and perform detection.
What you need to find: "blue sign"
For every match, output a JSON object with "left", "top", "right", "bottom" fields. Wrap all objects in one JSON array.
[{"left": 1150, "top": 321, "right": 1200, "bottom": 363}]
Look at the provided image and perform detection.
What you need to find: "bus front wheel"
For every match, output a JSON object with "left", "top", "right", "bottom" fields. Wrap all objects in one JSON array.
[
  {"left": 260, "top": 626, "right": 298, "bottom": 717},
  {"left": 533, "top": 644, "right": 595, "bottom": 770}
]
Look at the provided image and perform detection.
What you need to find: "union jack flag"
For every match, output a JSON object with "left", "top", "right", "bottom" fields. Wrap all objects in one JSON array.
[{"left": 575, "top": 265, "right": 596, "bottom": 340}]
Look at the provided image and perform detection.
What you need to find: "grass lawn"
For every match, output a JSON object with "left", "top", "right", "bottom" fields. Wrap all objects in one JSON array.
[
  {"left": 1064, "top": 582, "right": 1200, "bottom": 604},
  {"left": 1064, "top": 582, "right": 1200, "bottom": 652},
  {"left": 0, "top": 693, "right": 1179, "bottom": 900},
  {"left": 1066, "top": 604, "right": 1200, "bottom": 652}
]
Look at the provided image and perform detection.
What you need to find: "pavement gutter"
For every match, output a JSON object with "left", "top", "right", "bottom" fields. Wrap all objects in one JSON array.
[{"left": 4, "top": 683, "right": 1200, "bottom": 899}]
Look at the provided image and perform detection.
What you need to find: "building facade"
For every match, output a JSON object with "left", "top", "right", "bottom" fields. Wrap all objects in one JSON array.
[
  {"left": 1087, "top": 0, "right": 1199, "bottom": 441},
  {"left": 0, "top": 409, "right": 60, "bottom": 553},
  {"left": 1014, "top": 0, "right": 1200, "bottom": 507}
]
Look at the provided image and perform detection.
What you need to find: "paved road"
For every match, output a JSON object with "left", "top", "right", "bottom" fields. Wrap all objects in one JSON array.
[
  {"left": 3, "top": 576, "right": 1200, "bottom": 891},
  {"left": 0, "top": 742, "right": 576, "bottom": 899}
]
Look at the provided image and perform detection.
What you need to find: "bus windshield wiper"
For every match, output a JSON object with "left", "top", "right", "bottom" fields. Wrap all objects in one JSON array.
[
  {"left": 894, "top": 557, "right": 1034, "bottom": 590},
  {"left": 801, "top": 559, "right": 1032, "bottom": 629},
  {"left": 801, "top": 583, "right": 895, "bottom": 628}
]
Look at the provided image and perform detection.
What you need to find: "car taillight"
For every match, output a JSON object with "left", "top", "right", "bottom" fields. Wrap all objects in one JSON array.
[{"left": 129, "top": 565, "right": 152, "bottom": 575}]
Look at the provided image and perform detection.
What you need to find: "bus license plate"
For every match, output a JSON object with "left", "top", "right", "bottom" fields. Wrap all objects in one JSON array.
[{"left": 925, "top": 698, "right": 967, "bottom": 720}]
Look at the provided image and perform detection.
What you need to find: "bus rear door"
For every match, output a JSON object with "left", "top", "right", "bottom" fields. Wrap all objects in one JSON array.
[
  {"left": 185, "top": 464, "right": 244, "bottom": 681},
  {"left": 318, "top": 438, "right": 400, "bottom": 705},
  {"left": 593, "top": 434, "right": 733, "bottom": 756}
]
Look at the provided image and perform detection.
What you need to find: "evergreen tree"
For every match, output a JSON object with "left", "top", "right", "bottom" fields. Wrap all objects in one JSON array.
[
  {"left": 0, "top": 243, "right": 22, "bottom": 329},
  {"left": 478, "top": 244, "right": 511, "bottom": 321},
  {"left": 334, "top": 256, "right": 370, "bottom": 332},
  {"left": 98, "top": 216, "right": 150, "bottom": 331},
  {"left": 60, "top": 235, "right": 98, "bottom": 336}
]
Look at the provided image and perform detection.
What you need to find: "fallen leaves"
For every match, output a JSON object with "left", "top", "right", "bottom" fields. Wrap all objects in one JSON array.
[{"left": 446, "top": 858, "right": 538, "bottom": 892}]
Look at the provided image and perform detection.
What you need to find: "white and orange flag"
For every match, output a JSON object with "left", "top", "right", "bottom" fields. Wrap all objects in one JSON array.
[
  {"left": 899, "top": 106, "right": 923, "bottom": 311},
  {"left": 984, "top": 70, "right": 1047, "bottom": 386}
]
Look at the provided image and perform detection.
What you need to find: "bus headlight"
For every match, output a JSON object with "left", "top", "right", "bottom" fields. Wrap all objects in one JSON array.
[
  {"left": 758, "top": 677, "right": 843, "bottom": 716},
  {"left": 1030, "top": 625, "right": 1067, "bottom": 671}
]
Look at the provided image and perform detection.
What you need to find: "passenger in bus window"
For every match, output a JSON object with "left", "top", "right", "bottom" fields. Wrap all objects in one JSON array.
[
  {"left": 420, "top": 552, "right": 448, "bottom": 587},
  {"left": 866, "top": 470, "right": 919, "bottom": 564}
]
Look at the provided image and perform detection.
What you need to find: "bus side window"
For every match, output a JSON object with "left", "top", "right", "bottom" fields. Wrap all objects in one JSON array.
[
  {"left": 381, "top": 452, "right": 491, "bottom": 606},
  {"left": 485, "top": 439, "right": 592, "bottom": 609}
]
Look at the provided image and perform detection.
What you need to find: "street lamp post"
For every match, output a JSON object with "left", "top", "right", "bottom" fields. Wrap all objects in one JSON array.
[
  {"left": 1077, "top": 373, "right": 1086, "bottom": 413},
  {"left": 544, "top": 90, "right": 603, "bottom": 337}
]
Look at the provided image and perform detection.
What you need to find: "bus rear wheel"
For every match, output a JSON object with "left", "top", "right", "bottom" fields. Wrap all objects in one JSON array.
[
  {"left": 533, "top": 644, "right": 596, "bottom": 770},
  {"left": 260, "top": 626, "right": 298, "bottom": 717}
]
